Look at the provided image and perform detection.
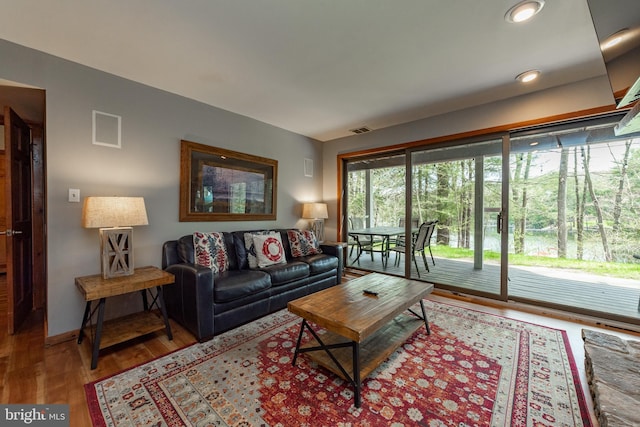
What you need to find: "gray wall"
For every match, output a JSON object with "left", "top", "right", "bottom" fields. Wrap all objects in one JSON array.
[
  {"left": 0, "top": 39, "right": 324, "bottom": 337},
  {"left": 321, "top": 76, "right": 615, "bottom": 241}
]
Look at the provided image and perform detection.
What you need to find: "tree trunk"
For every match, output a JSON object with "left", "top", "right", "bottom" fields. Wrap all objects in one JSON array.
[
  {"left": 520, "top": 152, "right": 532, "bottom": 255},
  {"left": 465, "top": 159, "right": 473, "bottom": 249},
  {"left": 511, "top": 154, "right": 525, "bottom": 254},
  {"left": 611, "top": 141, "right": 631, "bottom": 240},
  {"left": 557, "top": 146, "right": 569, "bottom": 258},
  {"left": 581, "top": 146, "right": 611, "bottom": 261},
  {"left": 436, "top": 163, "right": 450, "bottom": 245},
  {"left": 573, "top": 148, "right": 585, "bottom": 260},
  {"left": 607, "top": 140, "right": 632, "bottom": 260}
]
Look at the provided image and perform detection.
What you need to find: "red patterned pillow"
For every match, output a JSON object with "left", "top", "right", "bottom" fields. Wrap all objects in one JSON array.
[
  {"left": 287, "top": 229, "right": 322, "bottom": 257},
  {"left": 193, "top": 232, "right": 229, "bottom": 273},
  {"left": 252, "top": 233, "right": 287, "bottom": 268}
]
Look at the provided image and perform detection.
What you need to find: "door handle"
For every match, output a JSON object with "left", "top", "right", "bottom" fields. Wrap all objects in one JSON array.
[
  {"left": 496, "top": 212, "right": 502, "bottom": 234},
  {"left": 0, "top": 229, "right": 21, "bottom": 236}
]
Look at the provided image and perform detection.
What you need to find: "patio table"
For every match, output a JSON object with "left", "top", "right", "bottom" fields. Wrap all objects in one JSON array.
[{"left": 349, "top": 226, "right": 406, "bottom": 267}]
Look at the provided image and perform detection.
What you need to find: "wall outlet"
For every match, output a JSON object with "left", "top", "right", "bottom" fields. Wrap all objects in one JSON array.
[{"left": 68, "top": 188, "right": 80, "bottom": 203}]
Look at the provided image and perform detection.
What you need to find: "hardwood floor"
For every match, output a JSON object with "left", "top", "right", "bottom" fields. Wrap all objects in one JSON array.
[{"left": 1, "top": 271, "right": 639, "bottom": 426}]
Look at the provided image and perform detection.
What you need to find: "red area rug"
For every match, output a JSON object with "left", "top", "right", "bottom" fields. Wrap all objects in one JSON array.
[{"left": 85, "top": 300, "right": 592, "bottom": 426}]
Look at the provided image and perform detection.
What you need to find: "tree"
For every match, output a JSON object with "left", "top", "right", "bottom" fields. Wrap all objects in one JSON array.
[
  {"left": 610, "top": 140, "right": 632, "bottom": 255},
  {"left": 510, "top": 152, "right": 532, "bottom": 254},
  {"left": 557, "top": 145, "right": 569, "bottom": 258},
  {"left": 573, "top": 147, "right": 586, "bottom": 260},
  {"left": 457, "top": 159, "right": 473, "bottom": 249},
  {"left": 581, "top": 146, "right": 612, "bottom": 261},
  {"left": 436, "top": 163, "right": 451, "bottom": 245}
]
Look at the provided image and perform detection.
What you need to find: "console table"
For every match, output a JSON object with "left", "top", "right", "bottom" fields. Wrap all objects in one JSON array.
[{"left": 75, "top": 265, "right": 175, "bottom": 369}]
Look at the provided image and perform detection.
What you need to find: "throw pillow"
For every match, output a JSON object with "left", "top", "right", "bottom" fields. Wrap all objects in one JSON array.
[
  {"left": 287, "top": 229, "right": 323, "bottom": 257},
  {"left": 244, "top": 231, "right": 271, "bottom": 269},
  {"left": 193, "top": 231, "right": 229, "bottom": 274},
  {"left": 252, "top": 233, "right": 287, "bottom": 268}
]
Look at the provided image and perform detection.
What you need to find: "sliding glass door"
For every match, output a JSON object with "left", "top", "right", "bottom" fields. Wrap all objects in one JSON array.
[
  {"left": 342, "top": 113, "right": 640, "bottom": 325},
  {"left": 345, "top": 152, "right": 407, "bottom": 273},
  {"left": 508, "top": 120, "right": 640, "bottom": 321},
  {"left": 407, "top": 137, "right": 505, "bottom": 297}
]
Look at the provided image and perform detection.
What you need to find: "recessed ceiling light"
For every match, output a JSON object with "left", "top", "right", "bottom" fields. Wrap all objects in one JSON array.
[
  {"left": 505, "top": 0, "right": 545, "bottom": 23},
  {"left": 516, "top": 70, "right": 541, "bottom": 83}
]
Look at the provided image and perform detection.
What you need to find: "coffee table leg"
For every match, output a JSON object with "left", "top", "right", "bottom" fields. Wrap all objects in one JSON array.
[
  {"left": 419, "top": 300, "right": 431, "bottom": 335},
  {"left": 408, "top": 300, "right": 431, "bottom": 335},
  {"left": 291, "top": 320, "right": 364, "bottom": 408},
  {"left": 353, "top": 342, "right": 361, "bottom": 408},
  {"left": 292, "top": 320, "right": 306, "bottom": 366}
]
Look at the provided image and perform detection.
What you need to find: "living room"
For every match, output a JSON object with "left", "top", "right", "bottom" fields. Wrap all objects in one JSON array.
[{"left": 1, "top": 1, "right": 639, "bottom": 425}]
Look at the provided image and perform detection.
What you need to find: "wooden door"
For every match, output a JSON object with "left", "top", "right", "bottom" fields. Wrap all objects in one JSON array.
[
  {"left": 3, "top": 106, "right": 33, "bottom": 333},
  {"left": 0, "top": 149, "right": 5, "bottom": 272}
]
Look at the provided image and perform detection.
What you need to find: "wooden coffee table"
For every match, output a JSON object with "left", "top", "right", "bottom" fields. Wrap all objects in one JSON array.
[{"left": 288, "top": 273, "right": 434, "bottom": 408}]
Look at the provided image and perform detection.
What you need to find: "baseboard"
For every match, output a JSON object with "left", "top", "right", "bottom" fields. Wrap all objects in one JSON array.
[{"left": 45, "top": 329, "right": 80, "bottom": 347}]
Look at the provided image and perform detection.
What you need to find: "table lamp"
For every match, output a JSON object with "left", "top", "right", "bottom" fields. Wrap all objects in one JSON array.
[
  {"left": 82, "top": 196, "right": 149, "bottom": 279},
  {"left": 302, "top": 202, "right": 328, "bottom": 242}
]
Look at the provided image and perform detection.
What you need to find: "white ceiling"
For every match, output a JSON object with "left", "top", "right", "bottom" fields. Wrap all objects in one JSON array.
[{"left": 0, "top": 0, "right": 610, "bottom": 141}]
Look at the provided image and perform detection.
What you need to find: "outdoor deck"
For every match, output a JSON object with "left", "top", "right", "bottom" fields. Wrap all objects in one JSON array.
[{"left": 346, "top": 248, "right": 640, "bottom": 323}]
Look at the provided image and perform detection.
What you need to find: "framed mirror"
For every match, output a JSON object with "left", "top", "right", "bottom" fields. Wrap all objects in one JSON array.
[{"left": 180, "top": 140, "right": 278, "bottom": 221}]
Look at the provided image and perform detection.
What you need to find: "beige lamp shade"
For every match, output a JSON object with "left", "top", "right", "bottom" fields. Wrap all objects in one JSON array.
[
  {"left": 302, "top": 202, "right": 328, "bottom": 220},
  {"left": 82, "top": 197, "right": 149, "bottom": 228}
]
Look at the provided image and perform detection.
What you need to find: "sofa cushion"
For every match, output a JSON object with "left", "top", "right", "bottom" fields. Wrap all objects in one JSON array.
[
  {"left": 287, "top": 229, "right": 323, "bottom": 257},
  {"left": 214, "top": 270, "right": 271, "bottom": 303},
  {"left": 261, "top": 260, "right": 309, "bottom": 286},
  {"left": 244, "top": 231, "right": 271, "bottom": 269},
  {"left": 298, "top": 253, "right": 339, "bottom": 275},
  {"left": 193, "top": 232, "right": 229, "bottom": 273},
  {"left": 253, "top": 233, "right": 287, "bottom": 268}
]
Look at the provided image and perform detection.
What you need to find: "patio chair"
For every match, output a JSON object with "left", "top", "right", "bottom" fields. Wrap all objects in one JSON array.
[
  {"left": 395, "top": 217, "right": 419, "bottom": 248},
  {"left": 348, "top": 217, "right": 382, "bottom": 263},
  {"left": 390, "top": 220, "right": 438, "bottom": 277}
]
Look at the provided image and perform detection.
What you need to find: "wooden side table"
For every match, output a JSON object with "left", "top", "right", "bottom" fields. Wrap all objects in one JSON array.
[{"left": 75, "top": 265, "right": 175, "bottom": 369}]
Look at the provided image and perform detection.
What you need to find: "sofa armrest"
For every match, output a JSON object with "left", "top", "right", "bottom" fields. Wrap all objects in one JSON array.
[
  {"left": 164, "top": 263, "right": 215, "bottom": 342},
  {"left": 320, "top": 242, "right": 344, "bottom": 280}
]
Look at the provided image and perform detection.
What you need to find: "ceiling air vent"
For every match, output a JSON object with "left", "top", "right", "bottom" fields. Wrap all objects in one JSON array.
[{"left": 350, "top": 126, "right": 372, "bottom": 134}]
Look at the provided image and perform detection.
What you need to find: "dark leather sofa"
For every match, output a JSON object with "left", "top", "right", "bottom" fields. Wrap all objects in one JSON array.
[{"left": 161, "top": 229, "right": 343, "bottom": 342}]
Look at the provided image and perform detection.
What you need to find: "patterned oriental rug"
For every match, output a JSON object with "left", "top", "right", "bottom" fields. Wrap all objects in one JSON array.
[{"left": 85, "top": 300, "right": 592, "bottom": 426}]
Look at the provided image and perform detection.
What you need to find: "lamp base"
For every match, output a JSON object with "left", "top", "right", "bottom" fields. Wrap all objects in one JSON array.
[
  {"left": 99, "top": 227, "right": 134, "bottom": 279},
  {"left": 309, "top": 219, "right": 325, "bottom": 243}
]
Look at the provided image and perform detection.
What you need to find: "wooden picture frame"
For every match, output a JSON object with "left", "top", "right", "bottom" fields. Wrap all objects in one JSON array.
[{"left": 179, "top": 140, "right": 278, "bottom": 221}]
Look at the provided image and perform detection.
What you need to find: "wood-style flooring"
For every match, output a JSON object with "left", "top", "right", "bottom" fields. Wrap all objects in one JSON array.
[{"left": 1, "top": 272, "right": 639, "bottom": 426}]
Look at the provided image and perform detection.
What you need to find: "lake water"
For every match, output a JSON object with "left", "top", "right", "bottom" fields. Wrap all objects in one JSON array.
[{"left": 451, "top": 229, "right": 637, "bottom": 263}]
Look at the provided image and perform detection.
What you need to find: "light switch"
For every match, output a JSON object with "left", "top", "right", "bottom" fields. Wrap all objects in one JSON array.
[{"left": 69, "top": 188, "right": 80, "bottom": 203}]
